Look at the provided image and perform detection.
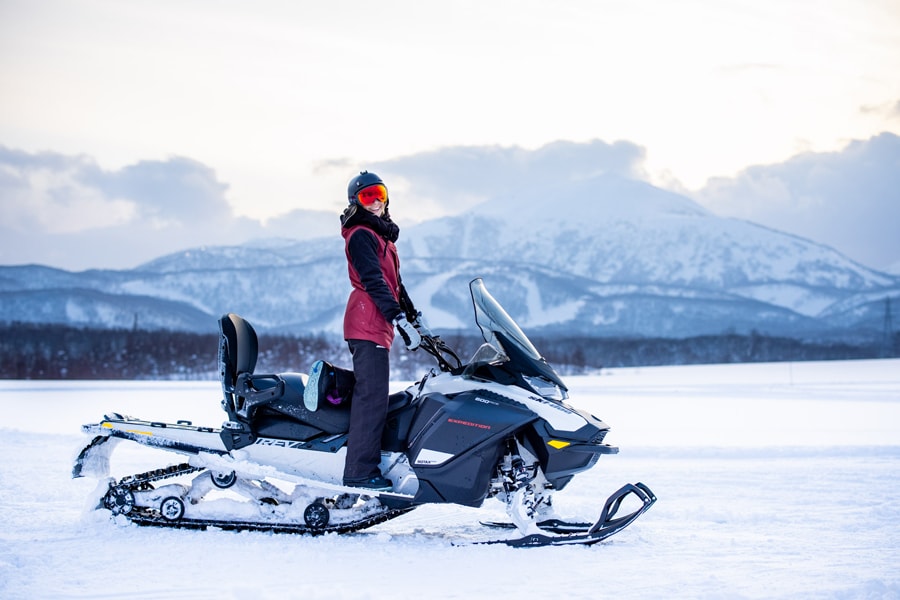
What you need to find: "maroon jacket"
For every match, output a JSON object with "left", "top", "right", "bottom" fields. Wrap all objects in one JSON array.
[{"left": 342, "top": 224, "right": 402, "bottom": 348}]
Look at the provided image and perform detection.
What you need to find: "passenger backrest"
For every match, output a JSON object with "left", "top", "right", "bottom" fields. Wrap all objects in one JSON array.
[{"left": 218, "top": 313, "right": 259, "bottom": 391}]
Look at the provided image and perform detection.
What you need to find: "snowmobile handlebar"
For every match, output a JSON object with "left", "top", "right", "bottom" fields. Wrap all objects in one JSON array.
[{"left": 418, "top": 333, "right": 462, "bottom": 372}]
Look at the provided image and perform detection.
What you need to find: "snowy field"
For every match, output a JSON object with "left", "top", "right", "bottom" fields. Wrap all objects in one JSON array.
[{"left": 2, "top": 359, "right": 899, "bottom": 599}]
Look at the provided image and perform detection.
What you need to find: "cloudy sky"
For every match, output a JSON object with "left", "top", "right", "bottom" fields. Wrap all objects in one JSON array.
[{"left": 1, "top": 0, "right": 899, "bottom": 271}]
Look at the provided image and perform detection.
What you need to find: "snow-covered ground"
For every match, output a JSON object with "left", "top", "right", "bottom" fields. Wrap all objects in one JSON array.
[{"left": 2, "top": 359, "right": 899, "bottom": 599}]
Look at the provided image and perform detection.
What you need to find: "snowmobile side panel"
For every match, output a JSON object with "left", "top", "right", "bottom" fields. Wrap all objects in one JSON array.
[
  {"left": 381, "top": 392, "right": 417, "bottom": 452},
  {"left": 408, "top": 391, "right": 535, "bottom": 507},
  {"left": 413, "top": 445, "right": 506, "bottom": 506},
  {"left": 409, "top": 392, "right": 535, "bottom": 465}
]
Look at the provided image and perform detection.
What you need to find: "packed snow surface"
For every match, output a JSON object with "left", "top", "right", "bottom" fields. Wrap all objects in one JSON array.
[{"left": 2, "top": 359, "right": 899, "bottom": 599}]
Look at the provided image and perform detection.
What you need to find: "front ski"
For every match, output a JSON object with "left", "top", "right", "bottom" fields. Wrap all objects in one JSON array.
[
  {"left": 476, "top": 482, "right": 656, "bottom": 547},
  {"left": 480, "top": 518, "right": 593, "bottom": 534}
]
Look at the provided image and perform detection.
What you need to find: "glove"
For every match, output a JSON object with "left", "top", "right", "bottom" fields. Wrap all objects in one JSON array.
[
  {"left": 410, "top": 311, "right": 433, "bottom": 338},
  {"left": 394, "top": 316, "right": 422, "bottom": 351}
]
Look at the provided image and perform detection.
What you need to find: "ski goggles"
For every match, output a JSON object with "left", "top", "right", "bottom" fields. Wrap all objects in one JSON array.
[{"left": 356, "top": 184, "right": 388, "bottom": 206}]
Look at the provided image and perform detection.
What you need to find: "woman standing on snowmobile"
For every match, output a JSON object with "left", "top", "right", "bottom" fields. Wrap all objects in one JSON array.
[{"left": 310, "top": 171, "right": 426, "bottom": 491}]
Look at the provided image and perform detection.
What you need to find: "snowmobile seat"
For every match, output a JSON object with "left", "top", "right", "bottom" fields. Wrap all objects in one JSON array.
[
  {"left": 263, "top": 382, "right": 351, "bottom": 435},
  {"left": 217, "top": 314, "right": 359, "bottom": 436},
  {"left": 261, "top": 386, "right": 413, "bottom": 438},
  {"left": 250, "top": 388, "right": 414, "bottom": 446},
  {"left": 218, "top": 313, "right": 416, "bottom": 441}
]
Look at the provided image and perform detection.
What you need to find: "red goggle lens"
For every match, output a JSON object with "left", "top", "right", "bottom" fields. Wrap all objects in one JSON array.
[{"left": 357, "top": 184, "right": 388, "bottom": 206}]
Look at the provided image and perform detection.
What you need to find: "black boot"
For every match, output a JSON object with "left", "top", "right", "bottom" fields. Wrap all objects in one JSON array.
[{"left": 343, "top": 474, "right": 392, "bottom": 491}]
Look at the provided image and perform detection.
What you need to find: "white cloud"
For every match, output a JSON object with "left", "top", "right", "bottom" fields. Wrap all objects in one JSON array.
[
  {"left": 1, "top": 152, "right": 135, "bottom": 233},
  {"left": 371, "top": 139, "right": 647, "bottom": 221},
  {"left": 694, "top": 132, "right": 900, "bottom": 271},
  {"left": 0, "top": 146, "right": 336, "bottom": 270},
  {"left": 2, "top": 133, "right": 898, "bottom": 273}
]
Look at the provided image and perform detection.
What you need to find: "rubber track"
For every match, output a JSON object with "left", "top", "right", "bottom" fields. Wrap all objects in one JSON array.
[
  {"left": 106, "top": 463, "right": 415, "bottom": 535},
  {"left": 125, "top": 505, "right": 416, "bottom": 535}
]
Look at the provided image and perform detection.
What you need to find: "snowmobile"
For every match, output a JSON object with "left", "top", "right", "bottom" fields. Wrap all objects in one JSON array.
[{"left": 73, "top": 278, "right": 655, "bottom": 547}]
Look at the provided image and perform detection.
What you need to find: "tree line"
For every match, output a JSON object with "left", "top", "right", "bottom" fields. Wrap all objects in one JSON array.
[{"left": 0, "top": 322, "right": 894, "bottom": 380}]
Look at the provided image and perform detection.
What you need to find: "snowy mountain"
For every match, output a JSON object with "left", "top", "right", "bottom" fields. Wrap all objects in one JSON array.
[{"left": 2, "top": 174, "right": 897, "bottom": 339}]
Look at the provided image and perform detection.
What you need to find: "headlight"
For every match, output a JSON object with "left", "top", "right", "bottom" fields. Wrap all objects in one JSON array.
[{"left": 523, "top": 375, "right": 567, "bottom": 401}]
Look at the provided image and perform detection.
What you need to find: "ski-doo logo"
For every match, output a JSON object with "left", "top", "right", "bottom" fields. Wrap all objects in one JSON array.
[
  {"left": 447, "top": 418, "right": 491, "bottom": 430},
  {"left": 254, "top": 438, "right": 305, "bottom": 449}
]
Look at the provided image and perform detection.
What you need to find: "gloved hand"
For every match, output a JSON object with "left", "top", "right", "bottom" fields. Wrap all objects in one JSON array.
[
  {"left": 394, "top": 316, "right": 422, "bottom": 351},
  {"left": 410, "top": 310, "right": 433, "bottom": 338}
]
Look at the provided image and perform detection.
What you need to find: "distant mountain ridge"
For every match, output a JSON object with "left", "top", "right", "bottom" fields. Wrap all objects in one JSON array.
[{"left": 2, "top": 174, "right": 897, "bottom": 341}]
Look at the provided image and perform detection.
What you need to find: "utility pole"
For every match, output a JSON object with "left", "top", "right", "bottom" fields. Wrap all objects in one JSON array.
[{"left": 883, "top": 297, "right": 895, "bottom": 358}]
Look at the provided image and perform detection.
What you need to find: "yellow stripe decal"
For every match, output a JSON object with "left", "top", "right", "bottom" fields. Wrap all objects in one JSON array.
[{"left": 548, "top": 440, "right": 570, "bottom": 450}]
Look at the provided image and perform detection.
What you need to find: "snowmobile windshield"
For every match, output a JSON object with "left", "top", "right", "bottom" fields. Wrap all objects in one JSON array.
[
  {"left": 468, "top": 278, "right": 567, "bottom": 395},
  {"left": 470, "top": 278, "right": 541, "bottom": 361}
]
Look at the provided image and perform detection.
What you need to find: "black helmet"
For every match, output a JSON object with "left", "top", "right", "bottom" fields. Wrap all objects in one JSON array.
[{"left": 347, "top": 170, "right": 387, "bottom": 203}]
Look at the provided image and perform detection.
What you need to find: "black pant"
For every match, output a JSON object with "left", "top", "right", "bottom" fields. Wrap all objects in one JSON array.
[{"left": 343, "top": 339, "right": 390, "bottom": 481}]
